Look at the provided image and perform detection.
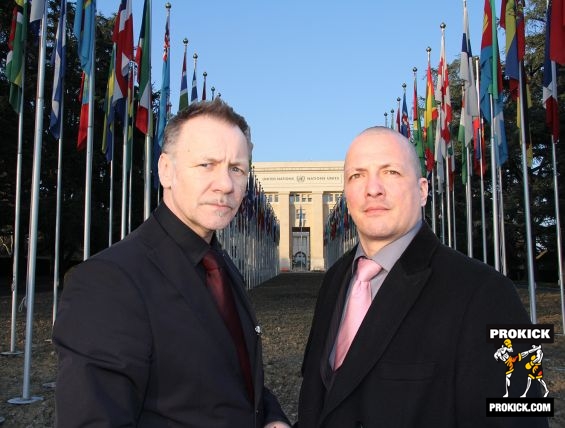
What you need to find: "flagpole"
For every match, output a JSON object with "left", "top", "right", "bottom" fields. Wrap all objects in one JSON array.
[
  {"left": 384, "top": 111, "right": 388, "bottom": 128},
  {"left": 488, "top": 94, "right": 500, "bottom": 271},
  {"left": 396, "top": 97, "right": 401, "bottom": 132},
  {"left": 464, "top": 104, "right": 473, "bottom": 256},
  {"left": 128, "top": 165, "right": 133, "bottom": 233},
  {"left": 475, "top": 56, "right": 488, "bottom": 263},
  {"left": 121, "top": 94, "right": 129, "bottom": 238},
  {"left": 498, "top": 166, "right": 507, "bottom": 275},
  {"left": 426, "top": 47, "right": 437, "bottom": 236},
  {"left": 108, "top": 150, "right": 114, "bottom": 246},
  {"left": 9, "top": 4, "right": 48, "bottom": 404},
  {"left": 440, "top": 23, "right": 452, "bottom": 248},
  {"left": 517, "top": 64, "right": 537, "bottom": 322},
  {"left": 4, "top": 56, "right": 26, "bottom": 357},
  {"left": 83, "top": 19, "right": 95, "bottom": 260},
  {"left": 52, "top": 89, "right": 64, "bottom": 325},
  {"left": 143, "top": 0, "right": 153, "bottom": 220}
]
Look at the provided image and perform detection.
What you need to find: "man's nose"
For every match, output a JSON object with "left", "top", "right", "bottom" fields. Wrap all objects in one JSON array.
[
  {"left": 366, "top": 174, "right": 384, "bottom": 196},
  {"left": 212, "top": 168, "right": 234, "bottom": 193}
]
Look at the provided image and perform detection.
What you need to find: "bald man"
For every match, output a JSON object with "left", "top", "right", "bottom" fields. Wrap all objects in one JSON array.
[{"left": 297, "top": 127, "right": 548, "bottom": 427}]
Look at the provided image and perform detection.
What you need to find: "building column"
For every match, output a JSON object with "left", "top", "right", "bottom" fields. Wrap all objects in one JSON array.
[
  {"left": 278, "top": 192, "right": 291, "bottom": 271},
  {"left": 310, "top": 191, "right": 325, "bottom": 270}
]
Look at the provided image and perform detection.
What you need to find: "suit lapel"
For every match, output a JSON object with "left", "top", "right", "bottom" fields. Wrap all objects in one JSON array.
[
  {"left": 147, "top": 234, "right": 241, "bottom": 371},
  {"left": 321, "top": 225, "right": 438, "bottom": 420}
]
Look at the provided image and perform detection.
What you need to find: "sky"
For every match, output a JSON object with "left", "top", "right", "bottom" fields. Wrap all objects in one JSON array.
[{"left": 96, "top": 0, "right": 490, "bottom": 162}]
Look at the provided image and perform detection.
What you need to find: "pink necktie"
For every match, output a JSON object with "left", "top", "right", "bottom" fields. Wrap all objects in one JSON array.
[{"left": 333, "top": 257, "right": 382, "bottom": 370}]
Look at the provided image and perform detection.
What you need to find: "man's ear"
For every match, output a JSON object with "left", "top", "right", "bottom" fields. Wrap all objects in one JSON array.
[{"left": 158, "top": 153, "right": 173, "bottom": 188}]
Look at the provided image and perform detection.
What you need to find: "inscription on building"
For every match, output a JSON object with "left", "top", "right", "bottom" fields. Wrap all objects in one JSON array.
[{"left": 261, "top": 175, "right": 342, "bottom": 183}]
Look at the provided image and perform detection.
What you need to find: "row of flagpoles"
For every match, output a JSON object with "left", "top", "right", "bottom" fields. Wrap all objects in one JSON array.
[
  {"left": 325, "top": 0, "right": 564, "bottom": 332},
  {"left": 3, "top": 0, "right": 280, "bottom": 405}
]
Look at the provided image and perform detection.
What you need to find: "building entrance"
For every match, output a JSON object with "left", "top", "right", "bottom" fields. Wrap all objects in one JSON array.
[{"left": 292, "top": 228, "right": 310, "bottom": 271}]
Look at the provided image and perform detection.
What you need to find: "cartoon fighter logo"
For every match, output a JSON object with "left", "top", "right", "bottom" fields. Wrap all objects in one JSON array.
[
  {"left": 494, "top": 340, "right": 548, "bottom": 397},
  {"left": 494, "top": 339, "right": 522, "bottom": 397},
  {"left": 521, "top": 345, "right": 549, "bottom": 398}
]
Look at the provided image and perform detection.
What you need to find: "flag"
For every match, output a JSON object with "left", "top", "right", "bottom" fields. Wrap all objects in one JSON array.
[
  {"left": 49, "top": 0, "right": 67, "bottom": 139},
  {"left": 480, "top": 0, "right": 495, "bottom": 120},
  {"left": 202, "top": 72, "right": 207, "bottom": 101},
  {"left": 481, "top": 0, "right": 508, "bottom": 166},
  {"left": 135, "top": 0, "right": 151, "bottom": 135},
  {"left": 549, "top": 0, "right": 565, "bottom": 64},
  {"left": 412, "top": 72, "right": 425, "bottom": 176},
  {"left": 435, "top": 27, "right": 453, "bottom": 181},
  {"left": 73, "top": 0, "right": 96, "bottom": 75},
  {"left": 155, "top": 9, "right": 170, "bottom": 149},
  {"left": 500, "top": 0, "right": 525, "bottom": 97},
  {"left": 6, "top": 0, "right": 29, "bottom": 113},
  {"left": 112, "top": 0, "right": 133, "bottom": 120},
  {"left": 424, "top": 60, "right": 437, "bottom": 172},
  {"left": 460, "top": 1, "right": 479, "bottom": 183},
  {"left": 474, "top": 120, "right": 487, "bottom": 176},
  {"left": 401, "top": 91, "right": 410, "bottom": 138},
  {"left": 77, "top": 72, "right": 89, "bottom": 151},
  {"left": 460, "top": 1, "right": 479, "bottom": 143},
  {"left": 543, "top": 2, "right": 560, "bottom": 142},
  {"left": 395, "top": 108, "right": 400, "bottom": 132},
  {"left": 179, "top": 45, "right": 188, "bottom": 110},
  {"left": 101, "top": 46, "right": 116, "bottom": 162},
  {"left": 191, "top": 61, "right": 198, "bottom": 102},
  {"left": 29, "top": 0, "right": 45, "bottom": 37}
]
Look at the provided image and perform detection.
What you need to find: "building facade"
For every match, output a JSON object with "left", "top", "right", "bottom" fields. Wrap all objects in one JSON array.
[{"left": 253, "top": 161, "right": 344, "bottom": 272}]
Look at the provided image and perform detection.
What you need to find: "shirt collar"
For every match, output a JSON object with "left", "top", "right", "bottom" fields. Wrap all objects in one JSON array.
[
  {"left": 153, "top": 203, "right": 219, "bottom": 266},
  {"left": 354, "top": 220, "right": 422, "bottom": 273}
]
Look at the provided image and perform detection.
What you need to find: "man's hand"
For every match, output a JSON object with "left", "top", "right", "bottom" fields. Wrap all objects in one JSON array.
[{"left": 264, "top": 422, "right": 291, "bottom": 428}]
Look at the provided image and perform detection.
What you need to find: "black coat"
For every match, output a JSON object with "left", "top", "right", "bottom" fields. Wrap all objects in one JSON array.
[
  {"left": 297, "top": 224, "right": 548, "bottom": 427},
  {"left": 53, "top": 211, "right": 288, "bottom": 427}
]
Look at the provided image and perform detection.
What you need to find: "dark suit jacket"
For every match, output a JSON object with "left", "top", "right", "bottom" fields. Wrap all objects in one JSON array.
[
  {"left": 297, "top": 224, "right": 548, "bottom": 427},
  {"left": 53, "top": 206, "right": 288, "bottom": 427}
]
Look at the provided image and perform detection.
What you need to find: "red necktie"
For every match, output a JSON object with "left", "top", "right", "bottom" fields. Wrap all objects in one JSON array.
[
  {"left": 202, "top": 250, "right": 254, "bottom": 401},
  {"left": 333, "top": 257, "right": 382, "bottom": 370}
]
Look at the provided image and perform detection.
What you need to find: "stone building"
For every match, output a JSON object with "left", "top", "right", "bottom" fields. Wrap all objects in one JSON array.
[{"left": 252, "top": 161, "right": 344, "bottom": 271}]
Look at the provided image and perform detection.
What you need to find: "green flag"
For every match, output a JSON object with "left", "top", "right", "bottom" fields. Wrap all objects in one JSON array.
[{"left": 6, "top": 0, "right": 29, "bottom": 113}]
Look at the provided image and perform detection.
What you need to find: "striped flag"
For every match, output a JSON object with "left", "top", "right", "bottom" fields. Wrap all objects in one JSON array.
[
  {"left": 500, "top": 0, "right": 525, "bottom": 97},
  {"left": 135, "top": 0, "right": 152, "bottom": 135},
  {"left": 460, "top": 1, "right": 479, "bottom": 144},
  {"left": 412, "top": 72, "right": 425, "bottom": 176},
  {"left": 543, "top": 2, "right": 560, "bottom": 142},
  {"left": 101, "top": 46, "right": 116, "bottom": 162},
  {"left": 191, "top": 67, "right": 198, "bottom": 103},
  {"left": 179, "top": 45, "right": 189, "bottom": 111},
  {"left": 459, "top": 2, "right": 478, "bottom": 183},
  {"left": 112, "top": 0, "right": 133, "bottom": 120},
  {"left": 29, "top": 0, "right": 45, "bottom": 37},
  {"left": 156, "top": 8, "right": 171, "bottom": 149},
  {"left": 480, "top": 0, "right": 508, "bottom": 166},
  {"left": 423, "top": 60, "right": 437, "bottom": 172},
  {"left": 77, "top": 72, "right": 90, "bottom": 151},
  {"left": 49, "top": 0, "right": 67, "bottom": 139},
  {"left": 73, "top": 0, "right": 96, "bottom": 75},
  {"left": 6, "top": 0, "right": 29, "bottom": 113},
  {"left": 400, "top": 91, "right": 410, "bottom": 139}
]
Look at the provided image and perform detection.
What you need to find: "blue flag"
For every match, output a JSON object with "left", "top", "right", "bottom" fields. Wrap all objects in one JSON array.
[
  {"left": 50, "top": 0, "right": 66, "bottom": 139},
  {"left": 74, "top": 0, "right": 96, "bottom": 74}
]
